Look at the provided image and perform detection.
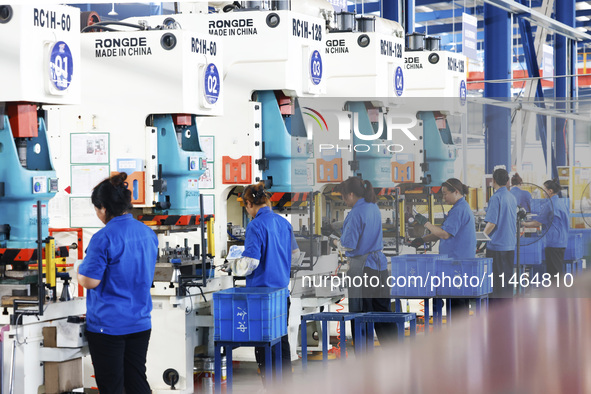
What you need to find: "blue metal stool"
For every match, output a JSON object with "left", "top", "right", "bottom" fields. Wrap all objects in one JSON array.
[
  {"left": 394, "top": 298, "right": 441, "bottom": 331},
  {"left": 353, "top": 312, "right": 416, "bottom": 354},
  {"left": 214, "top": 337, "right": 282, "bottom": 393},
  {"left": 300, "top": 312, "right": 363, "bottom": 370}
]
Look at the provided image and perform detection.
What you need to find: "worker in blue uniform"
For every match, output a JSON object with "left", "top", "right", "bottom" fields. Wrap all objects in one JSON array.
[
  {"left": 236, "top": 182, "right": 299, "bottom": 382},
  {"left": 483, "top": 168, "right": 517, "bottom": 304},
  {"left": 411, "top": 178, "right": 476, "bottom": 317},
  {"left": 524, "top": 179, "right": 569, "bottom": 277},
  {"left": 78, "top": 173, "right": 158, "bottom": 394},
  {"left": 510, "top": 173, "right": 532, "bottom": 212},
  {"left": 332, "top": 177, "right": 394, "bottom": 344}
]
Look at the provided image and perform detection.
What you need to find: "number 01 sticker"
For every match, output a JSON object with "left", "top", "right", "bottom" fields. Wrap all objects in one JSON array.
[
  {"left": 204, "top": 63, "right": 220, "bottom": 105},
  {"left": 49, "top": 41, "right": 73, "bottom": 91}
]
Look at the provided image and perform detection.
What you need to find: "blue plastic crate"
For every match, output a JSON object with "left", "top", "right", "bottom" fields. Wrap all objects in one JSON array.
[
  {"left": 436, "top": 258, "right": 492, "bottom": 297},
  {"left": 213, "top": 287, "right": 288, "bottom": 342},
  {"left": 515, "top": 237, "right": 544, "bottom": 265},
  {"left": 565, "top": 232, "right": 583, "bottom": 261},
  {"left": 568, "top": 229, "right": 591, "bottom": 260},
  {"left": 390, "top": 254, "right": 449, "bottom": 297}
]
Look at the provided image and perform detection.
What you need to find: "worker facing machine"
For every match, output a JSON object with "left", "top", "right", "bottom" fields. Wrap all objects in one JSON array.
[
  {"left": 46, "top": 10, "right": 224, "bottom": 392},
  {"left": 78, "top": 173, "right": 158, "bottom": 394},
  {"left": 410, "top": 178, "right": 476, "bottom": 316},
  {"left": 482, "top": 168, "right": 517, "bottom": 303},
  {"left": 331, "top": 177, "right": 395, "bottom": 345}
]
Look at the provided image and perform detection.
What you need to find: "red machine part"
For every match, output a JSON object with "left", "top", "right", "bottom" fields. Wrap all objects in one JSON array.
[{"left": 7, "top": 103, "right": 37, "bottom": 138}]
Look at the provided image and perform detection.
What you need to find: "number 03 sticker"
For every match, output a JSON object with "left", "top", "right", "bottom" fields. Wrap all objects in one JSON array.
[
  {"left": 310, "top": 50, "right": 322, "bottom": 85},
  {"left": 49, "top": 41, "right": 73, "bottom": 91},
  {"left": 204, "top": 63, "right": 220, "bottom": 105}
]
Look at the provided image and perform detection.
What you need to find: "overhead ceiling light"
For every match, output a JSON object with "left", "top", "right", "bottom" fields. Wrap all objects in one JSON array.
[
  {"left": 576, "top": 2, "right": 591, "bottom": 10},
  {"left": 108, "top": 3, "right": 118, "bottom": 16},
  {"left": 576, "top": 16, "right": 590, "bottom": 21},
  {"left": 416, "top": 6, "right": 433, "bottom": 12},
  {"left": 576, "top": 26, "right": 588, "bottom": 32}
]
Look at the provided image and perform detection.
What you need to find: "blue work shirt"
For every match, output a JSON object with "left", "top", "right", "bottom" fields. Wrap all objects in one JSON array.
[
  {"left": 340, "top": 198, "right": 388, "bottom": 271},
  {"left": 242, "top": 206, "right": 297, "bottom": 288},
  {"left": 510, "top": 186, "right": 532, "bottom": 212},
  {"left": 79, "top": 214, "right": 158, "bottom": 335},
  {"left": 440, "top": 197, "right": 476, "bottom": 259},
  {"left": 538, "top": 194, "right": 569, "bottom": 248},
  {"left": 485, "top": 186, "right": 517, "bottom": 251}
]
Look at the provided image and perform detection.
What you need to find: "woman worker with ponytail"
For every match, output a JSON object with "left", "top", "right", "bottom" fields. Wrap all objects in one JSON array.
[
  {"left": 411, "top": 178, "right": 476, "bottom": 316},
  {"left": 524, "top": 179, "right": 569, "bottom": 277},
  {"left": 236, "top": 182, "right": 299, "bottom": 382},
  {"left": 78, "top": 173, "right": 158, "bottom": 394},
  {"left": 334, "top": 177, "right": 394, "bottom": 343}
]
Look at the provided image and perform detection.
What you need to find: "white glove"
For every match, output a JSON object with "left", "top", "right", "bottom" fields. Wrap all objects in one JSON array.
[
  {"left": 232, "top": 257, "right": 260, "bottom": 277},
  {"left": 74, "top": 259, "right": 83, "bottom": 274}
]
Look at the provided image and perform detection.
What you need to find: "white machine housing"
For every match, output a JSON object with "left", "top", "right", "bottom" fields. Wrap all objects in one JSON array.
[
  {"left": 0, "top": 4, "right": 81, "bottom": 104},
  {"left": 48, "top": 28, "right": 223, "bottom": 220}
]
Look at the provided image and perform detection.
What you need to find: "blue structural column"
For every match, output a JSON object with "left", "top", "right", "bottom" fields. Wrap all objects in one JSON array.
[
  {"left": 555, "top": 0, "right": 575, "bottom": 169},
  {"left": 405, "top": 0, "right": 414, "bottom": 34},
  {"left": 382, "top": 0, "right": 400, "bottom": 25},
  {"left": 483, "top": 4, "right": 512, "bottom": 173}
]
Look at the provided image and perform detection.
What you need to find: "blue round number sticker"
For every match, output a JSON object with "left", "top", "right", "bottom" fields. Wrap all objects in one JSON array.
[
  {"left": 49, "top": 41, "right": 73, "bottom": 91},
  {"left": 395, "top": 66, "right": 404, "bottom": 96},
  {"left": 310, "top": 50, "right": 322, "bottom": 85},
  {"left": 204, "top": 63, "right": 220, "bottom": 104},
  {"left": 460, "top": 80, "right": 467, "bottom": 105}
]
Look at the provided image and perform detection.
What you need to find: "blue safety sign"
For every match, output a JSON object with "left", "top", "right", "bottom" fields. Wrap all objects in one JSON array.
[
  {"left": 395, "top": 66, "right": 404, "bottom": 96},
  {"left": 49, "top": 41, "right": 73, "bottom": 91},
  {"left": 204, "top": 63, "right": 220, "bottom": 104},
  {"left": 460, "top": 80, "right": 467, "bottom": 105},
  {"left": 310, "top": 50, "right": 323, "bottom": 85}
]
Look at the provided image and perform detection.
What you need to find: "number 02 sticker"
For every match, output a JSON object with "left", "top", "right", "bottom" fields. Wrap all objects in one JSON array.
[{"left": 204, "top": 63, "right": 220, "bottom": 105}]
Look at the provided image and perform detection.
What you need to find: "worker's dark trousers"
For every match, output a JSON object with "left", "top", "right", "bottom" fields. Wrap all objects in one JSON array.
[
  {"left": 545, "top": 247, "right": 566, "bottom": 278},
  {"left": 349, "top": 266, "right": 396, "bottom": 348},
  {"left": 487, "top": 249, "right": 516, "bottom": 307},
  {"left": 86, "top": 329, "right": 151, "bottom": 394},
  {"left": 255, "top": 298, "right": 292, "bottom": 384}
]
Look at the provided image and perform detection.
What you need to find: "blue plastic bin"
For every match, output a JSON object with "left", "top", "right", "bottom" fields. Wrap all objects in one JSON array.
[
  {"left": 390, "top": 254, "right": 449, "bottom": 297},
  {"left": 436, "top": 258, "right": 492, "bottom": 297},
  {"left": 565, "top": 232, "right": 583, "bottom": 261},
  {"left": 213, "top": 287, "right": 288, "bottom": 342},
  {"left": 515, "top": 237, "right": 544, "bottom": 265}
]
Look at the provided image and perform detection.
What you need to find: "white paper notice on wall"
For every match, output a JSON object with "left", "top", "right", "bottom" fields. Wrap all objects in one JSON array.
[
  {"left": 71, "top": 133, "right": 109, "bottom": 164},
  {"left": 71, "top": 165, "right": 110, "bottom": 196}
]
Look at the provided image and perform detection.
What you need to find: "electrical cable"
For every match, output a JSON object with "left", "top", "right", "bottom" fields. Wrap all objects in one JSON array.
[
  {"left": 81, "top": 21, "right": 147, "bottom": 33},
  {"left": 332, "top": 298, "right": 346, "bottom": 359},
  {"left": 81, "top": 25, "right": 119, "bottom": 32}
]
